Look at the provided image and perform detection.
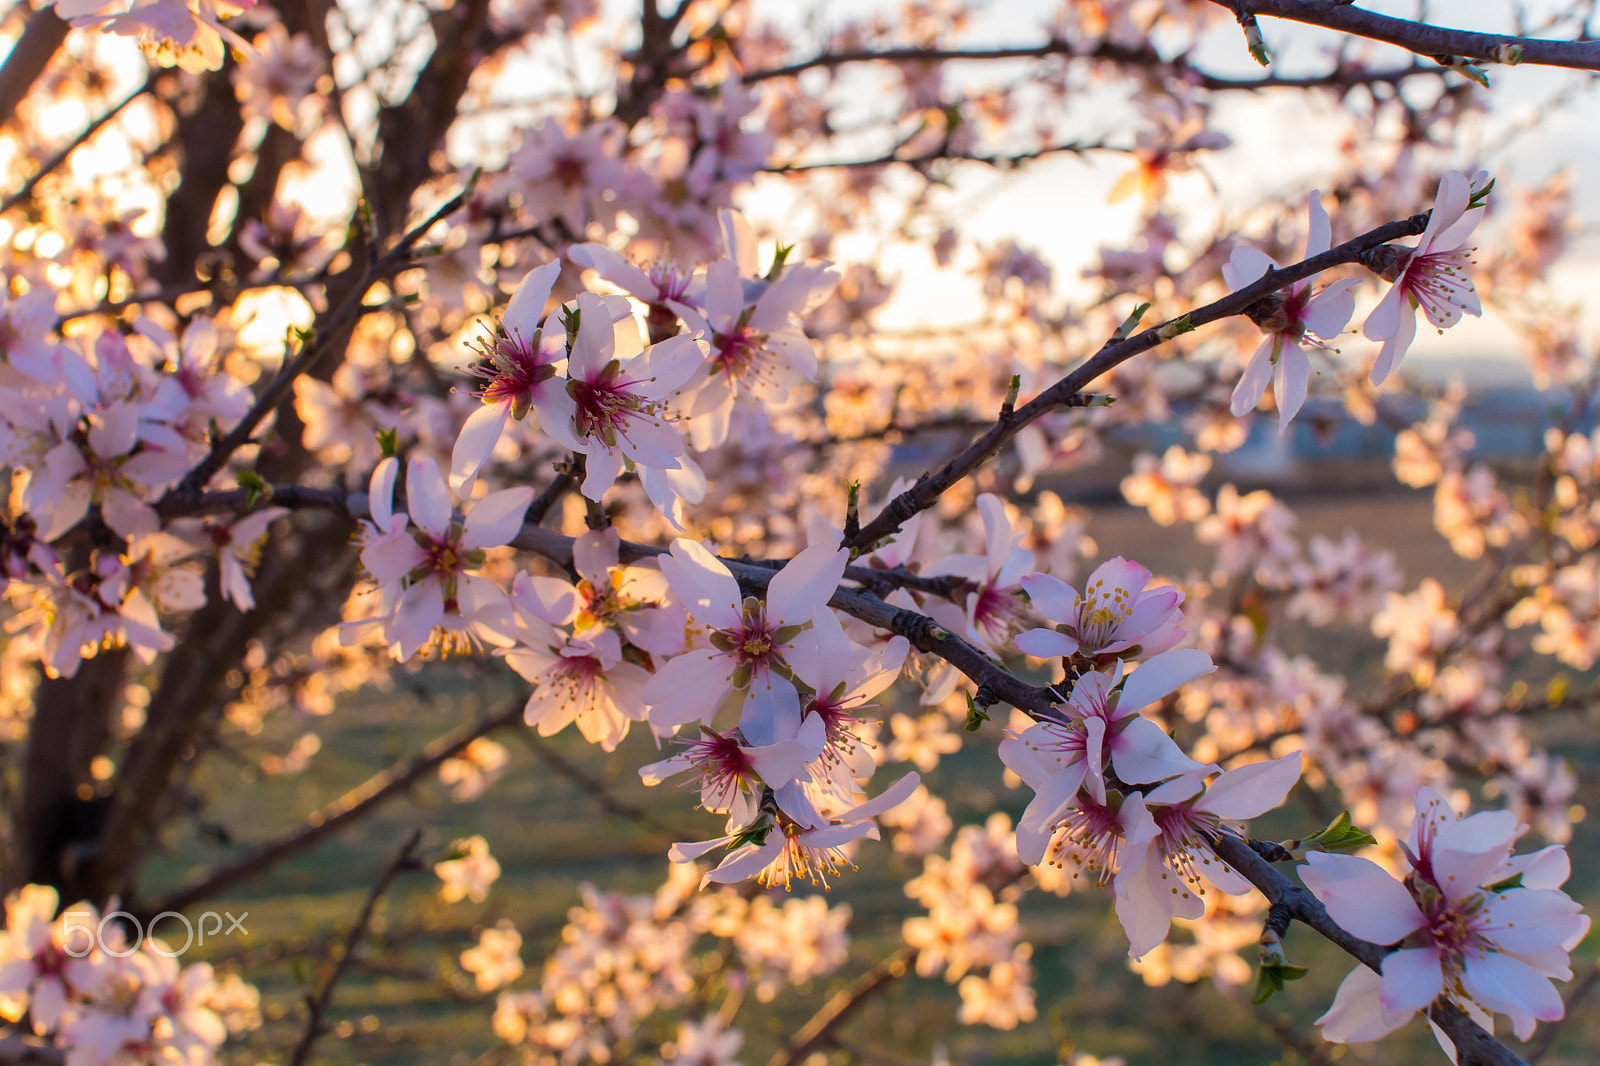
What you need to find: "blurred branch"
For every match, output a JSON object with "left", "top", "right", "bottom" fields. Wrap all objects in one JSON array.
[
  {"left": 0, "top": 75, "right": 153, "bottom": 214},
  {"left": 146, "top": 696, "right": 523, "bottom": 916},
  {"left": 288, "top": 829, "right": 424, "bottom": 1066},
  {"left": 744, "top": 39, "right": 1441, "bottom": 91},
  {"left": 769, "top": 946, "right": 916, "bottom": 1066},
  {"left": 0, "top": 8, "right": 69, "bottom": 128}
]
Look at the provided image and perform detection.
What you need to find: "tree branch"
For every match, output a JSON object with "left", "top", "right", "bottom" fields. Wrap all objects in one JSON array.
[
  {"left": 145, "top": 696, "right": 523, "bottom": 916},
  {"left": 1207, "top": 0, "right": 1600, "bottom": 72},
  {"left": 841, "top": 209, "right": 1431, "bottom": 555},
  {"left": 288, "top": 829, "right": 424, "bottom": 1066}
]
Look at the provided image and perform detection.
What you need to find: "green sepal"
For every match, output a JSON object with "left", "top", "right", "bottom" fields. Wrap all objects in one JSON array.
[
  {"left": 376, "top": 427, "right": 399, "bottom": 459},
  {"left": 964, "top": 693, "right": 989, "bottom": 732},
  {"left": 1114, "top": 302, "right": 1151, "bottom": 341},
  {"left": 1252, "top": 963, "right": 1309, "bottom": 1005}
]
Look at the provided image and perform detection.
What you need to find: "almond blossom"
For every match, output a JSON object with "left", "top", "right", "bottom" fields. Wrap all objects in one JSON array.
[
  {"left": 1303, "top": 787, "right": 1589, "bottom": 1052},
  {"left": 352, "top": 455, "right": 532, "bottom": 661},
  {"left": 537, "top": 291, "right": 707, "bottom": 501},
  {"left": 505, "top": 609, "right": 650, "bottom": 752},
  {"left": 924, "top": 494, "right": 1034, "bottom": 654},
  {"left": 643, "top": 537, "right": 847, "bottom": 733},
  {"left": 672, "top": 771, "right": 920, "bottom": 890},
  {"left": 1015, "top": 557, "right": 1185, "bottom": 666},
  {"left": 1223, "top": 192, "right": 1360, "bottom": 429},
  {"left": 672, "top": 211, "right": 838, "bottom": 449},
  {"left": 450, "top": 261, "right": 564, "bottom": 496},
  {"left": 1364, "top": 171, "right": 1486, "bottom": 386},
  {"left": 1115, "top": 752, "right": 1303, "bottom": 958},
  {"left": 1000, "top": 649, "right": 1215, "bottom": 861}
]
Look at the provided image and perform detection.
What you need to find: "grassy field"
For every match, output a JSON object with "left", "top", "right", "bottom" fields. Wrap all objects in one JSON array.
[{"left": 143, "top": 489, "right": 1600, "bottom": 1066}]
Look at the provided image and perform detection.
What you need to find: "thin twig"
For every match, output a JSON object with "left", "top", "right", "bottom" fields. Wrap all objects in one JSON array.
[
  {"left": 288, "top": 829, "right": 424, "bottom": 1066},
  {"left": 146, "top": 697, "right": 523, "bottom": 916},
  {"left": 163, "top": 180, "right": 478, "bottom": 506},
  {"left": 1207, "top": 0, "right": 1600, "bottom": 72},
  {"left": 767, "top": 945, "right": 916, "bottom": 1066}
]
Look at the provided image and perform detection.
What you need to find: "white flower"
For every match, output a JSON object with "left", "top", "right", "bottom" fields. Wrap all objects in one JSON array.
[
  {"left": 1363, "top": 171, "right": 1486, "bottom": 386},
  {"left": 1302, "top": 787, "right": 1589, "bottom": 1049},
  {"left": 1223, "top": 191, "right": 1359, "bottom": 429}
]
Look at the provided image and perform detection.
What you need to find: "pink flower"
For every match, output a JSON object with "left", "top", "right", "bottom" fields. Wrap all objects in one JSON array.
[
  {"left": 1223, "top": 192, "right": 1359, "bottom": 429},
  {"left": 924, "top": 494, "right": 1034, "bottom": 654},
  {"left": 671, "top": 771, "right": 919, "bottom": 890},
  {"left": 672, "top": 211, "right": 838, "bottom": 449},
  {"left": 643, "top": 537, "right": 847, "bottom": 732},
  {"left": 537, "top": 291, "right": 707, "bottom": 501},
  {"left": 504, "top": 623, "right": 649, "bottom": 752},
  {"left": 450, "top": 261, "right": 564, "bottom": 496},
  {"left": 1302, "top": 787, "right": 1589, "bottom": 1047},
  {"left": 999, "top": 648, "right": 1215, "bottom": 863},
  {"left": 1115, "top": 752, "right": 1303, "bottom": 958},
  {"left": 354, "top": 455, "right": 532, "bottom": 660},
  {"left": 1015, "top": 557, "right": 1185, "bottom": 664},
  {"left": 1363, "top": 171, "right": 1486, "bottom": 386}
]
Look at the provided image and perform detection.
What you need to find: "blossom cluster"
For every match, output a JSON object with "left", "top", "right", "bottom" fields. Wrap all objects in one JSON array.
[{"left": 0, "top": 885, "right": 260, "bottom": 1065}]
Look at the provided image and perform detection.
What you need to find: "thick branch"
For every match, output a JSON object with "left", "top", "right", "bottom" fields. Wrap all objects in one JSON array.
[
  {"left": 1208, "top": 0, "right": 1600, "bottom": 72},
  {"left": 0, "top": 9, "right": 69, "bottom": 129}
]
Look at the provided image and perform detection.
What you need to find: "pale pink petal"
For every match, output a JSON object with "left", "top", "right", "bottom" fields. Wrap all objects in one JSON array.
[
  {"left": 1230, "top": 337, "right": 1274, "bottom": 417},
  {"left": 1018, "top": 572, "right": 1076, "bottom": 622},
  {"left": 660, "top": 539, "right": 741, "bottom": 627},
  {"left": 573, "top": 528, "right": 620, "bottom": 584},
  {"left": 1274, "top": 346, "right": 1310, "bottom": 431},
  {"left": 450, "top": 402, "right": 511, "bottom": 495},
  {"left": 502, "top": 261, "right": 561, "bottom": 338},
  {"left": 1378, "top": 946, "right": 1443, "bottom": 1015},
  {"left": 766, "top": 543, "right": 847, "bottom": 627},
  {"left": 1317, "top": 965, "right": 1412, "bottom": 1043},
  {"left": 1014, "top": 628, "right": 1079, "bottom": 658},
  {"left": 1460, "top": 952, "right": 1564, "bottom": 1032},
  {"left": 462, "top": 487, "right": 534, "bottom": 550},
  {"left": 1300, "top": 852, "right": 1427, "bottom": 944},
  {"left": 1197, "top": 751, "right": 1302, "bottom": 820},
  {"left": 1109, "top": 717, "right": 1206, "bottom": 785},
  {"left": 1367, "top": 297, "right": 1417, "bottom": 387},
  {"left": 1221, "top": 245, "right": 1276, "bottom": 290},
  {"left": 406, "top": 455, "right": 453, "bottom": 538},
  {"left": 1118, "top": 648, "right": 1215, "bottom": 712},
  {"left": 1304, "top": 190, "right": 1332, "bottom": 257}
]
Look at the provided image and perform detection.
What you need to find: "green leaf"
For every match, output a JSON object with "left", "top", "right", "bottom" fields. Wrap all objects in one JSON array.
[
  {"left": 1485, "top": 872, "right": 1525, "bottom": 893},
  {"left": 765, "top": 243, "right": 793, "bottom": 281},
  {"left": 1157, "top": 314, "right": 1194, "bottom": 340},
  {"left": 1304, "top": 809, "right": 1377, "bottom": 852}
]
